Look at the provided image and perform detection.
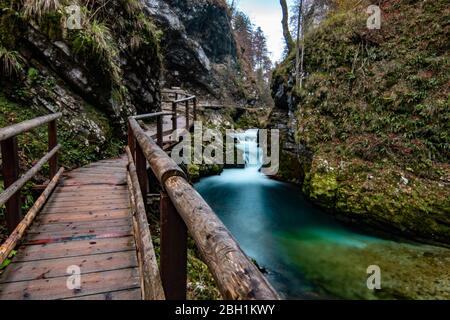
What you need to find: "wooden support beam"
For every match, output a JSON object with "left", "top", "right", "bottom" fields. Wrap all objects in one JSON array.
[
  {"left": 157, "top": 115, "right": 163, "bottom": 148},
  {"left": 0, "top": 167, "right": 64, "bottom": 265},
  {"left": 172, "top": 102, "right": 177, "bottom": 132},
  {"left": 0, "top": 113, "right": 62, "bottom": 142},
  {"left": 193, "top": 97, "right": 198, "bottom": 121},
  {"left": 126, "top": 147, "right": 165, "bottom": 300},
  {"left": 135, "top": 142, "right": 148, "bottom": 202},
  {"left": 128, "top": 123, "right": 135, "bottom": 161},
  {"left": 164, "top": 175, "right": 280, "bottom": 300},
  {"left": 0, "top": 144, "right": 61, "bottom": 208},
  {"left": 185, "top": 100, "right": 190, "bottom": 130},
  {"left": 160, "top": 192, "right": 187, "bottom": 300},
  {"left": 48, "top": 120, "right": 58, "bottom": 179},
  {"left": 1, "top": 137, "right": 22, "bottom": 232}
]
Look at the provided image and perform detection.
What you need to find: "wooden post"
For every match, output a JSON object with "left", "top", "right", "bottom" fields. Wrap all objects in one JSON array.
[
  {"left": 48, "top": 120, "right": 57, "bottom": 179},
  {"left": 172, "top": 92, "right": 178, "bottom": 133},
  {"left": 172, "top": 102, "right": 177, "bottom": 133},
  {"left": 0, "top": 167, "right": 63, "bottom": 265},
  {"left": 185, "top": 100, "right": 190, "bottom": 131},
  {"left": 193, "top": 97, "right": 198, "bottom": 121},
  {"left": 1, "top": 137, "right": 22, "bottom": 232},
  {"left": 128, "top": 122, "right": 135, "bottom": 160},
  {"left": 135, "top": 143, "right": 148, "bottom": 201},
  {"left": 160, "top": 192, "right": 187, "bottom": 300},
  {"left": 157, "top": 115, "right": 163, "bottom": 148}
]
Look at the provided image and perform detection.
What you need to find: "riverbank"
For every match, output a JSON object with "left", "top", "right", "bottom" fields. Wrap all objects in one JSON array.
[
  {"left": 195, "top": 129, "right": 450, "bottom": 300},
  {"left": 270, "top": 0, "right": 450, "bottom": 245},
  {"left": 196, "top": 166, "right": 450, "bottom": 300}
]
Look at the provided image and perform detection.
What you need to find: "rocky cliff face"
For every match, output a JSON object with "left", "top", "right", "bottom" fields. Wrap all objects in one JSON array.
[
  {"left": 270, "top": 0, "right": 450, "bottom": 244},
  {"left": 0, "top": 0, "right": 162, "bottom": 169},
  {"left": 144, "top": 0, "right": 259, "bottom": 106},
  {"left": 0, "top": 0, "right": 262, "bottom": 172}
]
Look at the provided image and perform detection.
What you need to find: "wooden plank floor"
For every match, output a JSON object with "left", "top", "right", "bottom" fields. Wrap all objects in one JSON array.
[{"left": 0, "top": 157, "right": 142, "bottom": 300}]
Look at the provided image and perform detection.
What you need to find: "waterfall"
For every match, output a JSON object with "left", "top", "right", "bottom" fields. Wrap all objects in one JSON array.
[{"left": 233, "top": 129, "right": 263, "bottom": 169}]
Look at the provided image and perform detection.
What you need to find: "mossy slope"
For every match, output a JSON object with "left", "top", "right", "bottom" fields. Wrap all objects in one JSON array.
[{"left": 271, "top": 0, "right": 450, "bottom": 243}]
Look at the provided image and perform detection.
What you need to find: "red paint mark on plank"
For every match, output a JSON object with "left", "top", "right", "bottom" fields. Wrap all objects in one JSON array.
[{"left": 25, "top": 232, "right": 131, "bottom": 245}]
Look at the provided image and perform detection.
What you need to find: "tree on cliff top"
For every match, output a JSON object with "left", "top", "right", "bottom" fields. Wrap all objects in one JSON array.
[{"left": 280, "top": 0, "right": 294, "bottom": 52}]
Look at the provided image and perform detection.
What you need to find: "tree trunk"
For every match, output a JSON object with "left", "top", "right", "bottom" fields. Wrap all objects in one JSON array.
[
  {"left": 295, "top": 0, "right": 303, "bottom": 87},
  {"left": 280, "top": 0, "right": 294, "bottom": 52}
]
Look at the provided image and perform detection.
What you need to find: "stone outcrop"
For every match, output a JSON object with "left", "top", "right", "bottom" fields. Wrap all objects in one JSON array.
[
  {"left": 144, "top": 0, "right": 259, "bottom": 105},
  {"left": 0, "top": 0, "right": 162, "bottom": 169}
]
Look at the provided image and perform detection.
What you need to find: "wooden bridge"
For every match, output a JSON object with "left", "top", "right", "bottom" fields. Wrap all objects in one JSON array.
[{"left": 0, "top": 92, "right": 279, "bottom": 300}]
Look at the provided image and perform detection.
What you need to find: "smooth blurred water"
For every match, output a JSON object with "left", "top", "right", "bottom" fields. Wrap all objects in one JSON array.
[{"left": 195, "top": 129, "right": 385, "bottom": 299}]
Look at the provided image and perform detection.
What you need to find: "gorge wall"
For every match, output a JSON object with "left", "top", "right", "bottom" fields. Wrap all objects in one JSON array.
[
  {"left": 0, "top": 0, "right": 258, "bottom": 173},
  {"left": 144, "top": 0, "right": 263, "bottom": 107},
  {"left": 270, "top": 0, "right": 450, "bottom": 244},
  {"left": 0, "top": 0, "right": 162, "bottom": 170}
]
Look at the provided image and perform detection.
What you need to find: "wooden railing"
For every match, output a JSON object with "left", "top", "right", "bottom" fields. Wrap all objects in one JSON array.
[
  {"left": 127, "top": 98, "right": 279, "bottom": 300},
  {"left": 133, "top": 93, "right": 197, "bottom": 149},
  {"left": 172, "top": 95, "right": 197, "bottom": 131},
  {"left": 0, "top": 113, "right": 64, "bottom": 264}
]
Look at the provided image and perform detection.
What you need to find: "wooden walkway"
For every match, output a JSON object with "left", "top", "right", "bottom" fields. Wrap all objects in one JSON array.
[
  {"left": 0, "top": 157, "right": 142, "bottom": 300},
  {"left": 0, "top": 90, "right": 279, "bottom": 300}
]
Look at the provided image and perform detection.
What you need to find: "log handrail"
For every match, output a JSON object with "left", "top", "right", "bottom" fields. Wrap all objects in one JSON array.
[
  {"left": 0, "top": 113, "right": 63, "bottom": 264},
  {"left": 127, "top": 93, "right": 279, "bottom": 300},
  {"left": 0, "top": 144, "right": 61, "bottom": 207},
  {"left": 0, "top": 168, "right": 64, "bottom": 265},
  {"left": 172, "top": 95, "right": 197, "bottom": 131},
  {"left": 133, "top": 111, "right": 175, "bottom": 121},
  {"left": 173, "top": 95, "right": 196, "bottom": 104},
  {"left": 126, "top": 147, "right": 165, "bottom": 300},
  {"left": 129, "top": 117, "right": 186, "bottom": 187},
  {"left": 0, "top": 113, "right": 62, "bottom": 142}
]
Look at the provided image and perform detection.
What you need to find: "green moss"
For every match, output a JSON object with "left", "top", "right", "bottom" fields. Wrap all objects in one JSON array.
[
  {"left": 187, "top": 163, "right": 224, "bottom": 182},
  {"left": 305, "top": 172, "right": 338, "bottom": 209},
  {"left": 272, "top": 0, "right": 450, "bottom": 244},
  {"left": 187, "top": 244, "right": 221, "bottom": 300},
  {"left": 187, "top": 164, "right": 201, "bottom": 181},
  {"left": 280, "top": 233, "right": 450, "bottom": 300},
  {"left": 148, "top": 208, "right": 220, "bottom": 300}
]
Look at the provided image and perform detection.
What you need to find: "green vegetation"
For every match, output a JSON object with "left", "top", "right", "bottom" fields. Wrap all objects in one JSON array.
[
  {"left": 280, "top": 231, "right": 450, "bottom": 299},
  {"left": 147, "top": 204, "right": 221, "bottom": 300},
  {"left": 0, "top": 0, "right": 162, "bottom": 242},
  {"left": 187, "top": 163, "right": 223, "bottom": 182},
  {"left": 0, "top": 93, "right": 123, "bottom": 170},
  {"left": 0, "top": 47, "right": 23, "bottom": 77},
  {"left": 0, "top": 93, "right": 124, "bottom": 240},
  {"left": 272, "top": 0, "right": 450, "bottom": 243}
]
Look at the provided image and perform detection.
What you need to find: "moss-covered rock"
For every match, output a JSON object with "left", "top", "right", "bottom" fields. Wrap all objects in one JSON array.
[
  {"left": 281, "top": 232, "right": 450, "bottom": 300},
  {"left": 0, "top": 0, "right": 162, "bottom": 240},
  {"left": 304, "top": 172, "right": 338, "bottom": 209},
  {"left": 187, "top": 163, "right": 224, "bottom": 182},
  {"left": 271, "top": 0, "right": 450, "bottom": 244}
]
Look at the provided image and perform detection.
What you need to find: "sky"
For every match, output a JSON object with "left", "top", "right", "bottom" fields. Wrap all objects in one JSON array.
[{"left": 236, "top": 0, "right": 295, "bottom": 63}]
